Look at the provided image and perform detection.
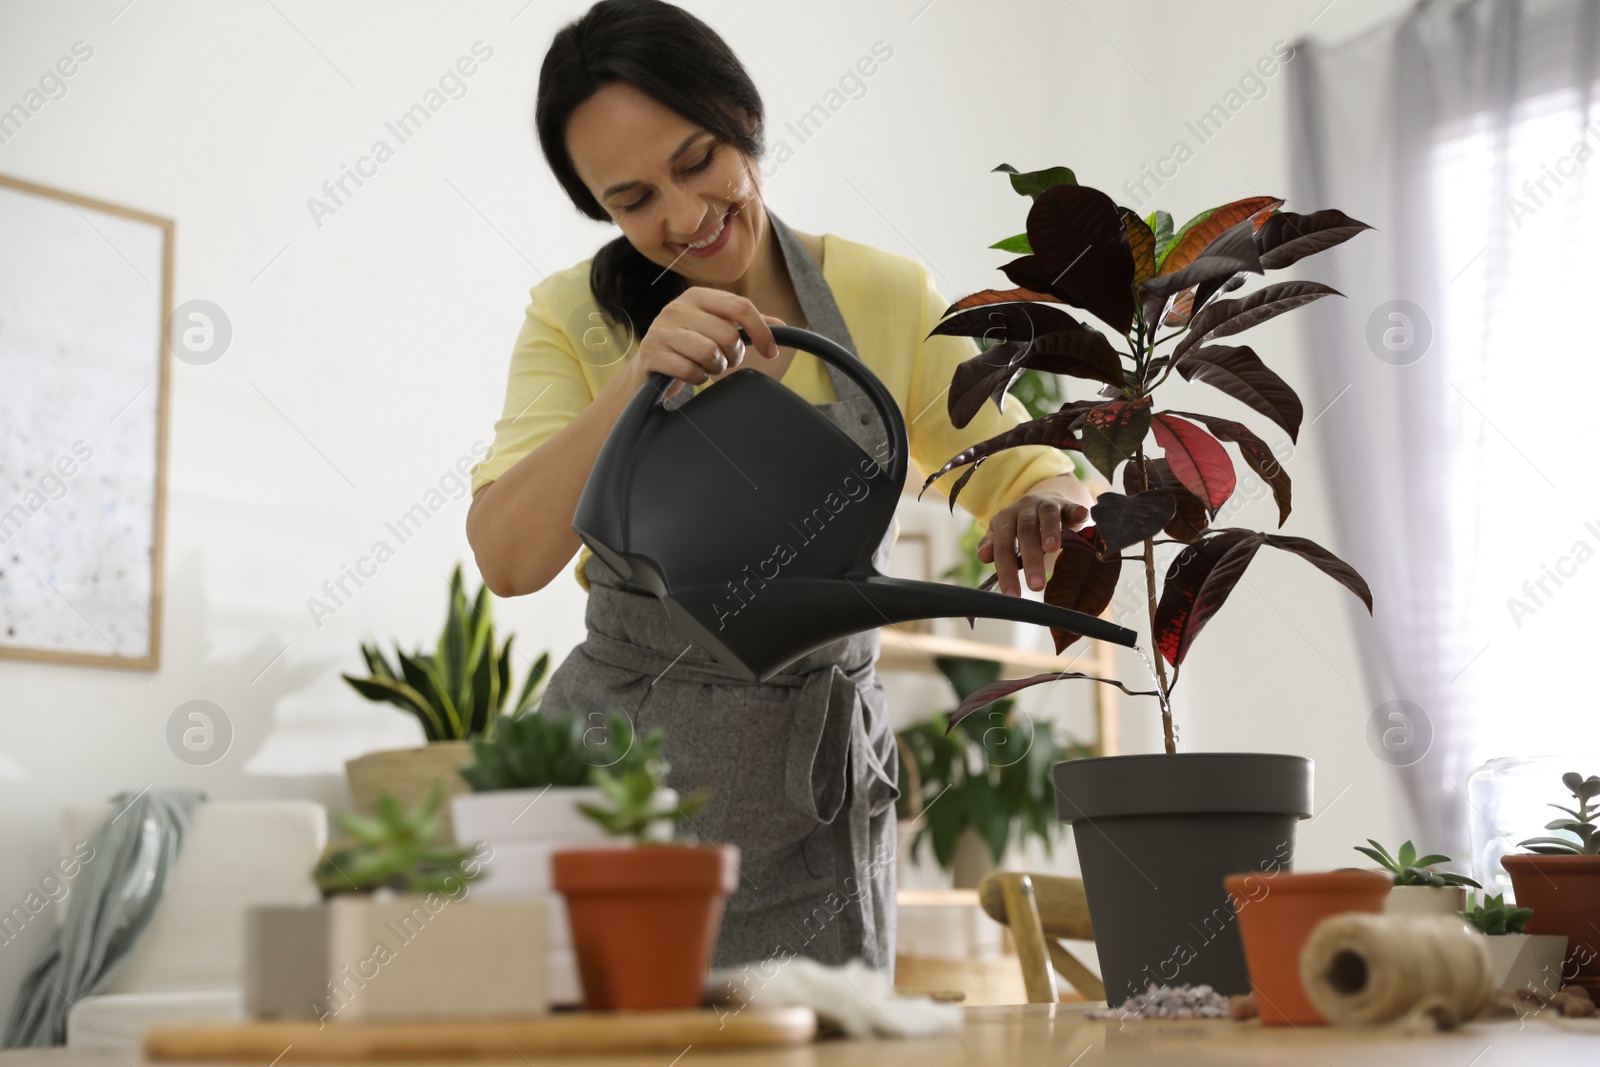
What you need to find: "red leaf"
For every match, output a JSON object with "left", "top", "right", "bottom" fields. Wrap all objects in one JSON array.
[
  {"left": 1171, "top": 412, "right": 1293, "bottom": 527},
  {"left": 1150, "top": 413, "right": 1235, "bottom": 511},
  {"left": 1154, "top": 530, "right": 1265, "bottom": 666}
]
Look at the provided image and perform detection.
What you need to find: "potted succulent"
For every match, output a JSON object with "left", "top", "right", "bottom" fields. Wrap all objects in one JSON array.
[
  {"left": 342, "top": 563, "right": 551, "bottom": 840},
  {"left": 1501, "top": 771, "right": 1600, "bottom": 994},
  {"left": 1353, "top": 839, "right": 1480, "bottom": 916},
  {"left": 923, "top": 164, "right": 1374, "bottom": 1004},
  {"left": 245, "top": 787, "right": 546, "bottom": 1021},
  {"left": 895, "top": 656, "right": 1091, "bottom": 887},
  {"left": 1460, "top": 892, "right": 1567, "bottom": 995},
  {"left": 551, "top": 754, "right": 734, "bottom": 1011},
  {"left": 451, "top": 709, "right": 671, "bottom": 1005}
]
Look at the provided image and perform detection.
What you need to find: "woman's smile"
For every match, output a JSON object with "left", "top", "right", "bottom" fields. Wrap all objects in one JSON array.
[{"left": 678, "top": 206, "right": 735, "bottom": 258}]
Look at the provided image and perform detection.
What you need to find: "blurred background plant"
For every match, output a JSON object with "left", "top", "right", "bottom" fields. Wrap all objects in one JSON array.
[
  {"left": 896, "top": 656, "right": 1090, "bottom": 882},
  {"left": 459, "top": 709, "right": 646, "bottom": 791},
  {"left": 314, "top": 785, "right": 482, "bottom": 896},
  {"left": 342, "top": 563, "right": 550, "bottom": 741}
]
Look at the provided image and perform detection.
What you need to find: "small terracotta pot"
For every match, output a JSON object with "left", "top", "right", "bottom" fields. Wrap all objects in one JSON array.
[
  {"left": 552, "top": 843, "right": 739, "bottom": 1011},
  {"left": 1225, "top": 870, "right": 1391, "bottom": 1025},
  {"left": 1501, "top": 854, "right": 1600, "bottom": 995}
]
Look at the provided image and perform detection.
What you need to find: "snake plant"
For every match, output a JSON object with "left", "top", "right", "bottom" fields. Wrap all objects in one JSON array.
[{"left": 342, "top": 563, "right": 549, "bottom": 741}]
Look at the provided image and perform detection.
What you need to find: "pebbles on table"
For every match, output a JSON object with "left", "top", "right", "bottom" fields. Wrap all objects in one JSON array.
[{"left": 1086, "top": 984, "right": 1232, "bottom": 1021}]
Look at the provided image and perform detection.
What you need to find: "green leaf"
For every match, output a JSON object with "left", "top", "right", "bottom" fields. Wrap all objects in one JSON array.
[
  {"left": 989, "top": 233, "right": 1033, "bottom": 254},
  {"left": 1147, "top": 210, "right": 1175, "bottom": 260},
  {"left": 993, "top": 163, "right": 1077, "bottom": 198},
  {"left": 342, "top": 674, "right": 447, "bottom": 741}
]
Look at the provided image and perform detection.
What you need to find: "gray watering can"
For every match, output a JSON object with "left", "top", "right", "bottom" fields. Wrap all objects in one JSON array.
[{"left": 572, "top": 324, "right": 1138, "bottom": 682}]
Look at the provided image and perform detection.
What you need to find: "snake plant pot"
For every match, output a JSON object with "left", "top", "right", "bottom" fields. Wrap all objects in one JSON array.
[
  {"left": 1053, "top": 752, "right": 1314, "bottom": 1005},
  {"left": 553, "top": 843, "right": 739, "bottom": 1011},
  {"left": 1480, "top": 932, "right": 1570, "bottom": 994},
  {"left": 245, "top": 895, "right": 547, "bottom": 1021},
  {"left": 1225, "top": 870, "right": 1390, "bottom": 1025},
  {"left": 344, "top": 741, "right": 473, "bottom": 842},
  {"left": 450, "top": 786, "right": 620, "bottom": 1006},
  {"left": 1384, "top": 885, "right": 1469, "bottom": 917},
  {"left": 1501, "top": 854, "right": 1600, "bottom": 994}
]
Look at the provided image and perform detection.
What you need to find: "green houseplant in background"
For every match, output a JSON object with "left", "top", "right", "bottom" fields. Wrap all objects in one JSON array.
[
  {"left": 896, "top": 656, "right": 1090, "bottom": 888},
  {"left": 1459, "top": 893, "right": 1568, "bottom": 996},
  {"left": 451, "top": 711, "right": 698, "bottom": 1007},
  {"left": 245, "top": 787, "right": 545, "bottom": 1021},
  {"left": 341, "top": 562, "right": 552, "bottom": 841},
  {"left": 918, "top": 163, "right": 1375, "bottom": 1004},
  {"left": 1354, "top": 838, "right": 1480, "bottom": 917},
  {"left": 550, "top": 738, "right": 734, "bottom": 1011},
  {"left": 1501, "top": 771, "right": 1600, "bottom": 994}
]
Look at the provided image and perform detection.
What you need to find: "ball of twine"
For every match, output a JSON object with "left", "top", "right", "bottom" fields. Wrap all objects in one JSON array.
[{"left": 1300, "top": 913, "right": 1492, "bottom": 1027}]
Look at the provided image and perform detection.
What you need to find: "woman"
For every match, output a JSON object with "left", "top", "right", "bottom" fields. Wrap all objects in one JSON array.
[{"left": 466, "top": 0, "right": 1092, "bottom": 974}]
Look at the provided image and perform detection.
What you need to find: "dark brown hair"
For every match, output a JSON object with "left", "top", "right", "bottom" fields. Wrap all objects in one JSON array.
[{"left": 535, "top": 0, "right": 765, "bottom": 338}]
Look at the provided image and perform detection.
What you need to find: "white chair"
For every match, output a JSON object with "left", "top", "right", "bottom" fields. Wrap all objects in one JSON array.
[{"left": 53, "top": 799, "right": 327, "bottom": 1056}]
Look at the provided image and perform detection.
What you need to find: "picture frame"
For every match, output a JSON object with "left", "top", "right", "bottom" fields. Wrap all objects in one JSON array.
[{"left": 0, "top": 173, "right": 172, "bottom": 670}]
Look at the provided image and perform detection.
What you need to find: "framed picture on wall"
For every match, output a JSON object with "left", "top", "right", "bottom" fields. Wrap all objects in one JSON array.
[{"left": 0, "top": 173, "right": 172, "bottom": 670}]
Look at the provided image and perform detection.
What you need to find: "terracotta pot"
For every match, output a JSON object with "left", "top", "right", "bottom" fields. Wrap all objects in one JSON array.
[
  {"left": 553, "top": 843, "right": 739, "bottom": 1010},
  {"left": 1225, "top": 870, "right": 1390, "bottom": 1026},
  {"left": 1501, "top": 853, "right": 1600, "bottom": 994},
  {"left": 344, "top": 741, "right": 473, "bottom": 841}
]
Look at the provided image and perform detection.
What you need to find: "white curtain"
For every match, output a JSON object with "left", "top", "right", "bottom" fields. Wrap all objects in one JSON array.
[{"left": 1290, "top": 0, "right": 1600, "bottom": 854}]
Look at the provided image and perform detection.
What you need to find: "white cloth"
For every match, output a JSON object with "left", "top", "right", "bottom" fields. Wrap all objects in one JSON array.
[{"left": 706, "top": 958, "right": 962, "bottom": 1039}]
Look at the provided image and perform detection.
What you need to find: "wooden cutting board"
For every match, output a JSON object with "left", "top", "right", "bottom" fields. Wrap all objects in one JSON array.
[{"left": 143, "top": 1007, "right": 817, "bottom": 1061}]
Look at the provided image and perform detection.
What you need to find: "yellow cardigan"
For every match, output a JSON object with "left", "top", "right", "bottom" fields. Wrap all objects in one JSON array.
[{"left": 469, "top": 231, "right": 1077, "bottom": 588}]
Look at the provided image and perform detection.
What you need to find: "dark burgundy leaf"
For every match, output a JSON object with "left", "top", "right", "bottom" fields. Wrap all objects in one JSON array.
[
  {"left": 946, "top": 328, "right": 1127, "bottom": 428},
  {"left": 1174, "top": 344, "right": 1304, "bottom": 442},
  {"left": 1174, "top": 281, "right": 1342, "bottom": 361},
  {"left": 1171, "top": 412, "right": 1293, "bottom": 526},
  {"left": 1017, "top": 184, "right": 1136, "bottom": 334},
  {"left": 920, "top": 412, "right": 1084, "bottom": 501},
  {"left": 948, "top": 671, "right": 1159, "bottom": 730},
  {"left": 1043, "top": 530, "right": 1123, "bottom": 652},
  {"left": 1125, "top": 458, "right": 1209, "bottom": 541},
  {"left": 1080, "top": 398, "right": 1152, "bottom": 481},
  {"left": 1154, "top": 530, "right": 1265, "bottom": 666},
  {"left": 943, "top": 287, "right": 1062, "bottom": 317},
  {"left": 945, "top": 462, "right": 980, "bottom": 513},
  {"left": 1262, "top": 534, "right": 1374, "bottom": 613},
  {"left": 930, "top": 302, "right": 1086, "bottom": 343},
  {"left": 1150, "top": 412, "right": 1235, "bottom": 511},
  {"left": 1090, "top": 489, "right": 1176, "bottom": 554},
  {"left": 1256, "top": 209, "right": 1374, "bottom": 270},
  {"left": 1192, "top": 269, "right": 1250, "bottom": 318}
]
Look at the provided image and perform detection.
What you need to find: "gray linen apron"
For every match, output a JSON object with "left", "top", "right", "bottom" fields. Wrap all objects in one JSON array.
[{"left": 539, "top": 210, "right": 901, "bottom": 974}]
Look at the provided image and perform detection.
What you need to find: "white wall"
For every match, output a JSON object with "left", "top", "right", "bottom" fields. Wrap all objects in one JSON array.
[{"left": 0, "top": 0, "right": 1417, "bottom": 1012}]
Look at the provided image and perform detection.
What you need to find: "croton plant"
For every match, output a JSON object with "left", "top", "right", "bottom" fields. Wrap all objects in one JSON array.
[{"left": 925, "top": 165, "right": 1375, "bottom": 753}]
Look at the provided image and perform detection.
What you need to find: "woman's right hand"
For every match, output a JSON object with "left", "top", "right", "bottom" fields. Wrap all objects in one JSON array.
[{"left": 632, "top": 286, "right": 785, "bottom": 399}]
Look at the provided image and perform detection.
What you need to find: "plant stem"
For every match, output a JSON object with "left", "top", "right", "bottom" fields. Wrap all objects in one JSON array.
[{"left": 1134, "top": 448, "right": 1177, "bottom": 753}]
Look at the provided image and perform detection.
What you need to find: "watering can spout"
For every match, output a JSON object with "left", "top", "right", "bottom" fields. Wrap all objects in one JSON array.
[{"left": 659, "top": 571, "right": 1138, "bottom": 683}]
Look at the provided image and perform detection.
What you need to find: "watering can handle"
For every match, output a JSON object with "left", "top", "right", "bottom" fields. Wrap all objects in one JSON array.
[{"left": 642, "top": 324, "right": 910, "bottom": 490}]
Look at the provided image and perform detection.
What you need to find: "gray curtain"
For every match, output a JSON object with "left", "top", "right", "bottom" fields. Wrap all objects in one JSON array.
[
  {"left": 3, "top": 789, "right": 205, "bottom": 1047},
  {"left": 1289, "top": 0, "right": 1600, "bottom": 852}
]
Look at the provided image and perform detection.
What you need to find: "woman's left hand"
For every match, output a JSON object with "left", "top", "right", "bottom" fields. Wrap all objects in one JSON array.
[{"left": 976, "top": 476, "right": 1092, "bottom": 597}]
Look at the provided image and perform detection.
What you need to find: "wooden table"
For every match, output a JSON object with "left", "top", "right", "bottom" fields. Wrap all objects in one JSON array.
[{"left": 7, "top": 1004, "right": 1599, "bottom": 1066}]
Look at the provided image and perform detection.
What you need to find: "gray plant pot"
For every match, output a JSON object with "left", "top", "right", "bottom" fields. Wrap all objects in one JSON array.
[{"left": 1053, "top": 752, "right": 1313, "bottom": 1005}]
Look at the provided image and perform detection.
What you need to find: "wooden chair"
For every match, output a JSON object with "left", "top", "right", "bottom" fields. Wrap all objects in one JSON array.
[{"left": 976, "top": 871, "right": 1104, "bottom": 1003}]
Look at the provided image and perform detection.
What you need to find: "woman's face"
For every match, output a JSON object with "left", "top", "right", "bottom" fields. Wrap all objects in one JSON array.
[{"left": 565, "top": 81, "right": 762, "bottom": 289}]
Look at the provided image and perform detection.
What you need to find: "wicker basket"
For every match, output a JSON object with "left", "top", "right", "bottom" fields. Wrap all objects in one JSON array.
[{"left": 343, "top": 741, "right": 475, "bottom": 842}]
